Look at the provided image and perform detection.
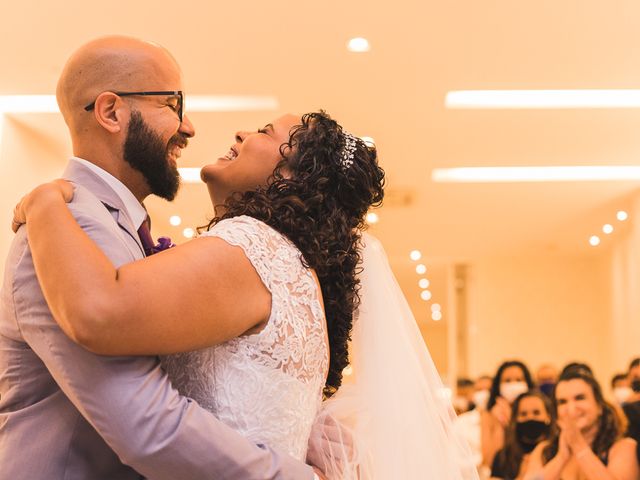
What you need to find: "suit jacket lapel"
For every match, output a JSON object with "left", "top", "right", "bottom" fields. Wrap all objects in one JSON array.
[{"left": 62, "top": 161, "right": 146, "bottom": 258}]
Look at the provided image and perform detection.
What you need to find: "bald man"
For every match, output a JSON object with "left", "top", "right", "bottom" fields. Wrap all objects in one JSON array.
[{"left": 0, "top": 37, "right": 320, "bottom": 480}]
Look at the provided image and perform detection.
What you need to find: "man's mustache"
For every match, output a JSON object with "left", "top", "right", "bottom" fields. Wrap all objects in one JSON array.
[{"left": 168, "top": 133, "right": 189, "bottom": 150}]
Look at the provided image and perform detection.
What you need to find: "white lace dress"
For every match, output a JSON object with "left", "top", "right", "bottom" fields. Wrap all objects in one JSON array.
[{"left": 161, "top": 215, "right": 329, "bottom": 460}]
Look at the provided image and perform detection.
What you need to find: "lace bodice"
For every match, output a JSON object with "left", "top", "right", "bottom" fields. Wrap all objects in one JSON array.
[{"left": 161, "top": 216, "right": 329, "bottom": 460}]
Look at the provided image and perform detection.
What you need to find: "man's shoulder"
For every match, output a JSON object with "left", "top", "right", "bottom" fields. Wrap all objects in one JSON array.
[
  {"left": 64, "top": 183, "right": 129, "bottom": 241},
  {"left": 68, "top": 183, "right": 111, "bottom": 217}
]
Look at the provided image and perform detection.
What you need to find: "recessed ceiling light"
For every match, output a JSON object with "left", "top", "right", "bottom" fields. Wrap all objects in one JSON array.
[
  {"left": 445, "top": 89, "right": 640, "bottom": 109},
  {"left": 431, "top": 303, "right": 441, "bottom": 312},
  {"left": 420, "top": 290, "right": 432, "bottom": 301},
  {"left": 589, "top": 235, "right": 601, "bottom": 246},
  {"left": 432, "top": 310, "right": 443, "bottom": 321},
  {"left": 602, "top": 224, "right": 613, "bottom": 234},
  {"left": 432, "top": 166, "right": 640, "bottom": 183},
  {"left": 410, "top": 250, "right": 422, "bottom": 261},
  {"left": 366, "top": 212, "right": 379, "bottom": 224},
  {"left": 342, "top": 365, "right": 353, "bottom": 376},
  {"left": 418, "top": 278, "right": 430, "bottom": 289},
  {"left": 183, "top": 228, "right": 195, "bottom": 239},
  {"left": 617, "top": 210, "right": 628, "bottom": 221},
  {"left": 416, "top": 264, "right": 427, "bottom": 275},
  {"left": 169, "top": 215, "right": 182, "bottom": 226},
  {"left": 347, "top": 37, "right": 370, "bottom": 53}
]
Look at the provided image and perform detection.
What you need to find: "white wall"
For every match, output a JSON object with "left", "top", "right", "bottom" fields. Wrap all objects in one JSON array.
[
  {"left": 608, "top": 192, "right": 640, "bottom": 376},
  {"left": 0, "top": 115, "right": 68, "bottom": 262},
  {"left": 465, "top": 251, "right": 613, "bottom": 385}
]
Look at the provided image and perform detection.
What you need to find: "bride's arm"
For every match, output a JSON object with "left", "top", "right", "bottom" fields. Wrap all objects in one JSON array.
[{"left": 18, "top": 182, "right": 271, "bottom": 356}]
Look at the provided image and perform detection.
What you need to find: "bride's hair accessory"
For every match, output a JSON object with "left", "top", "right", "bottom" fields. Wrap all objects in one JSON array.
[{"left": 340, "top": 132, "right": 358, "bottom": 171}]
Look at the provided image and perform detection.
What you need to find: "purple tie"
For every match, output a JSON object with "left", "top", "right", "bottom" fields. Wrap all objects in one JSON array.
[{"left": 137, "top": 218, "right": 156, "bottom": 257}]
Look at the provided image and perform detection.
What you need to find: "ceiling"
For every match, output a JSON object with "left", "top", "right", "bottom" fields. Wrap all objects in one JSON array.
[{"left": 3, "top": 0, "right": 640, "bottom": 317}]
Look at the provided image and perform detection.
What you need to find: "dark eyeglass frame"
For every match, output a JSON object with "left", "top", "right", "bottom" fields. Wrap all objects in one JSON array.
[{"left": 84, "top": 90, "right": 184, "bottom": 122}]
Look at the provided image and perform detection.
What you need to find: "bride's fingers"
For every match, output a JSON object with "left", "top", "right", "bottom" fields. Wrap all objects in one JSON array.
[
  {"left": 10, "top": 180, "right": 74, "bottom": 233},
  {"left": 51, "top": 179, "right": 75, "bottom": 203},
  {"left": 11, "top": 197, "right": 27, "bottom": 233}
]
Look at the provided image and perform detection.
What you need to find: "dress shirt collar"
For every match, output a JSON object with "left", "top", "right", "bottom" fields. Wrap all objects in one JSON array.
[{"left": 70, "top": 157, "right": 148, "bottom": 230}]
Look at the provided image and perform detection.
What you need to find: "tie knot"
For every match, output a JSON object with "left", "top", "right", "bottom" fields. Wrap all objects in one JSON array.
[{"left": 137, "top": 220, "right": 156, "bottom": 256}]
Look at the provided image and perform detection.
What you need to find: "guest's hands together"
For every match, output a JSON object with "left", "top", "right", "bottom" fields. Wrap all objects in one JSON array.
[
  {"left": 490, "top": 396, "right": 511, "bottom": 427},
  {"left": 12, "top": 179, "right": 74, "bottom": 232},
  {"left": 558, "top": 414, "right": 589, "bottom": 457},
  {"left": 556, "top": 426, "right": 572, "bottom": 463}
]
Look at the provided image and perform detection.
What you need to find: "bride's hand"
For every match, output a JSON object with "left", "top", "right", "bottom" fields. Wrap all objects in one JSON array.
[{"left": 12, "top": 180, "right": 75, "bottom": 233}]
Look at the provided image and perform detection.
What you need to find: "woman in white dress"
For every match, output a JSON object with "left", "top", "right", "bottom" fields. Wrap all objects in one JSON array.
[{"left": 14, "top": 111, "right": 476, "bottom": 479}]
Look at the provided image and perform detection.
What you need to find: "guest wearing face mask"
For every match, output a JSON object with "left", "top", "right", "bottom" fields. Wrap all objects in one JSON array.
[
  {"left": 490, "top": 390, "right": 555, "bottom": 480},
  {"left": 455, "top": 377, "right": 476, "bottom": 414},
  {"left": 535, "top": 364, "right": 559, "bottom": 399},
  {"left": 454, "top": 374, "right": 494, "bottom": 476},
  {"left": 611, "top": 373, "right": 633, "bottom": 407},
  {"left": 474, "top": 375, "right": 493, "bottom": 411},
  {"left": 524, "top": 367, "right": 638, "bottom": 480},
  {"left": 482, "top": 361, "right": 535, "bottom": 472},
  {"left": 622, "top": 357, "right": 640, "bottom": 463}
]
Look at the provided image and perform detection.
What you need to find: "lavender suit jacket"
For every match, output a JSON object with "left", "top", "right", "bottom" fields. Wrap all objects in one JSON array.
[{"left": 0, "top": 160, "right": 314, "bottom": 480}]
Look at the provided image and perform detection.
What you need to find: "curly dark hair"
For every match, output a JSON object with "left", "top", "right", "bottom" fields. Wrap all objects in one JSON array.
[
  {"left": 202, "top": 111, "right": 385, "bottom": 397},
  {"left": 495, "top": 390, "right": 556, "bottom": 478},
  {"left": 486, "top": 360, "right": 535, "bottom": 411},
  {"left": 542, "top": 367, "right": 624, "bottom": 464}
]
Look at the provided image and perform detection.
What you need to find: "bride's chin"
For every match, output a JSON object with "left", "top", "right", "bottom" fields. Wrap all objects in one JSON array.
[{"left": 200, "top": 164, "right": 216, "bottom": 183}]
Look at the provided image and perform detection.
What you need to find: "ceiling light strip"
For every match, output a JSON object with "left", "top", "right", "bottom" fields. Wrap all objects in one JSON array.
[
  {"left": 432, "top": 166, "right": 640, "bottom": 183},
  {"left": 445, "top": 90, "right": 640, "bottom": 109}
]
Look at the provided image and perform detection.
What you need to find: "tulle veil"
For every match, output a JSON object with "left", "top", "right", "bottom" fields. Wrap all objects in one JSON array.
[{"left": 308, "top": 233, "right": 478, "bottom": 479}]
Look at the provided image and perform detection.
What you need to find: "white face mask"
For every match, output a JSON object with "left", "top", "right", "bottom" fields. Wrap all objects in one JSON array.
[
  {"left": 500, "top": 381, "right": 529, "bottom": 403},
  {"left": 612, "top": 386, "right": 633, "bottom": 405},
  {"left": 472, "top": 389, "right": 490, "bottom": 410}
]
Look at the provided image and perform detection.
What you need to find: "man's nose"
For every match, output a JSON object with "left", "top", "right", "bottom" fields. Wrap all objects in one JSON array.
[{"left": 179, "top": 114, "right": 195, "bottom": 138}]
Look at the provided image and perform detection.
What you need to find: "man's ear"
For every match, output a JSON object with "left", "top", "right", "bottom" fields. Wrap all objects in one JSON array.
[{"left": 92, "top": 92, "right": 126, "bottom": 134}]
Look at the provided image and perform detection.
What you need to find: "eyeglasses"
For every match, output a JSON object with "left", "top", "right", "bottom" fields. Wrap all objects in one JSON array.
[{"left": 84, "top": 90, "right": 184, "bottom": 122}]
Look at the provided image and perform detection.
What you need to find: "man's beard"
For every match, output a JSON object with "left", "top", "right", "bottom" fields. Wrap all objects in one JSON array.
[{"left": 123, "top": 110, "right": 185, "bottom": 201}]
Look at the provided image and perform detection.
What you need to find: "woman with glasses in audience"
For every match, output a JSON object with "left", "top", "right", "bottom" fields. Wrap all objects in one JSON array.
[
  {"left": 482, "top": 361, "right": 536, "bottom": 473},
  {"left": 524, "top": 367, "right": 638, "bottom": 480},
  {"left": 490, "top": 390, "right": 555, "bottom": 480}
]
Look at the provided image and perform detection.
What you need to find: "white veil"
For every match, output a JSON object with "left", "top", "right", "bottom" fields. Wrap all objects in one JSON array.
[{"left": 308, "top": 233, "right": 478, "bottom": 479}]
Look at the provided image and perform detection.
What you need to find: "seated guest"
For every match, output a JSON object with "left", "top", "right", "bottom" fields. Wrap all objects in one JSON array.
[
  {"left": 560, "top": 361, "right": 593, "bottom": 377},
  {"left": 455, "top": 377, "right": 476, "bottom": 414},
  {"left": 535, "top": 364, "right": 559, "bottom": 398},
  {"left": 455, "top": 374, "right": 493, "bottom": 476},
  {"left": 524, "top": 367, "right": 638, "bottom": 480},
  {"left": 622, "top": 358, "right": 640, "bottom": 463},
  {"left": 474, "top": 375, "right": 493, "bottom": 410},
  {"left": 482, "top": 361, "right": 535, "bottom": 472},
  {"left": 490, "top": 390, "right": 555, "bottom": 480},
  {"left": 611, "top": 372, "right": 632, "bottom": 406}
]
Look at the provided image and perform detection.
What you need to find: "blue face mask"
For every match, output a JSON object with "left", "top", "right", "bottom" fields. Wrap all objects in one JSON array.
[{"left": 539, "top": 382, "right": 555, "bottom": 397}]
